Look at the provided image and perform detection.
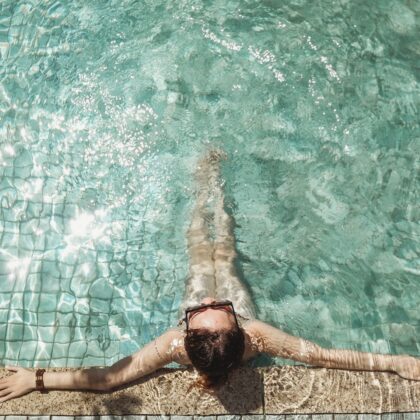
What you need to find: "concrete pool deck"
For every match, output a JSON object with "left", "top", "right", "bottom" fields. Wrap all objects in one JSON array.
[{"left": 0, "top": 366, "right": 419, "bottom": 416}]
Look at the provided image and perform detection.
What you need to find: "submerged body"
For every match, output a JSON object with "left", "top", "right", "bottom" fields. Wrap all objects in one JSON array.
[{"left": 0, "top": 151, "right": 419, "bottom": 401}]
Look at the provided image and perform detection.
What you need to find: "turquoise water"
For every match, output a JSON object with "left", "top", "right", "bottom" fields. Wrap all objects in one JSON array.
[{"left": 0, "top": 0, "right": 419, "bottom": 368}]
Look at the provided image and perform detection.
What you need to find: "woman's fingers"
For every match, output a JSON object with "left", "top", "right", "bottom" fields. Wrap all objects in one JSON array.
[
  {"left": 0, "top": 387, "right": 12, "bottom": 397},
  {"left": 0, "top": 367, "right": 35, "bottom": 402},
  {"left": 0, "top": 394, "right": 16, "bottom": 403},
  {"left": 0, "top": 377, "right": 12, "bottom": 389},
  {"left": 0, "top": 390, "right": 14, "bottom": 402}
]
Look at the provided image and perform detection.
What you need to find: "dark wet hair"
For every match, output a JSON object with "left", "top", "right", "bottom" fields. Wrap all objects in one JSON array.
[{"left": 184, "top": 327, "right": 245, "bottom": 389}]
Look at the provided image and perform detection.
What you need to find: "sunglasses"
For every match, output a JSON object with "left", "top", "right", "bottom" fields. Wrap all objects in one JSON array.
[{"left": 184, "top": 300, "right": 239, "bottom": 331}]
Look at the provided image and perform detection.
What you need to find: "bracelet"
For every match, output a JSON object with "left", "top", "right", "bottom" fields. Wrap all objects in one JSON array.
[{"left": 35, "top": 369, "right": 48, "bottom": 394}]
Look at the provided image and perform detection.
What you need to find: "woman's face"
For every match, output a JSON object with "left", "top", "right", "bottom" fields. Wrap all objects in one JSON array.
[{"left": 187, "top": 297, "right": 237, "bottom": 331}]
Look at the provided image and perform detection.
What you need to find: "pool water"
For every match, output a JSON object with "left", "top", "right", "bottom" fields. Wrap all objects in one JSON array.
[{"left": 0, "top": 0, "right": 419, "bottom": 368}]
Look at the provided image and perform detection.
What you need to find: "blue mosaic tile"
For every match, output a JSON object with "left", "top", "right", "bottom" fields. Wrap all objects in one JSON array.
[
  {"left": 19, "top": 341, "right": 37, "bottom": 361},
  {"left": 52, "top": 342, "right": 70, "bottom": 359},
  {"left": 6, "top": 323, "right": 24, "bottom": 340}
]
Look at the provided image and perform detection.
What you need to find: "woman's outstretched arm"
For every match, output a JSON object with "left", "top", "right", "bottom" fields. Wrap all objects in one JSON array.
[
  {"left": 246, "top": 320, "right": 420, "bottom": 380},
  {"left": 0, "top": 329, "right": 182, "bottom": 402}
]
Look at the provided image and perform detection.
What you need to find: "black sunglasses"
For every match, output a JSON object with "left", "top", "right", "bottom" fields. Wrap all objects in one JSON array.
[{"left": 184, "top": 300, "right": 239, "bottom": 331}]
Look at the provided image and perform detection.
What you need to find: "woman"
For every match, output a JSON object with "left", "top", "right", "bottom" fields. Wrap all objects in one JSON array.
[{"left": 0, "top": 151, "right": 419, "bottom": 402}]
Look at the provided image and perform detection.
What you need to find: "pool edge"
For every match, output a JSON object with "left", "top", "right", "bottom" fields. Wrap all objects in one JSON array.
[{"left": 0, "top": 366, "right": 419, "bottom": 415}]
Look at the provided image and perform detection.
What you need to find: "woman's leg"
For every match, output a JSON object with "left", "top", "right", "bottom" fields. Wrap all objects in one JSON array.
[
  {"left": 213, "top": 167, "right": 256, "bottom": 319},
  {"left": 178, "top": 155, "right": 217, "bottom": 318}
]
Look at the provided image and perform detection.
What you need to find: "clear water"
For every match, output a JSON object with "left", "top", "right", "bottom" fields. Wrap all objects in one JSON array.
[{"left": 0, "top": 0, "right": 419, "bottom": 368}]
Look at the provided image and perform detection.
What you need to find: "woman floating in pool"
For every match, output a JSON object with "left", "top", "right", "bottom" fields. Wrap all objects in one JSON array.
[{"left": 1, "top": 151, "right": 419, "bottom": 401}]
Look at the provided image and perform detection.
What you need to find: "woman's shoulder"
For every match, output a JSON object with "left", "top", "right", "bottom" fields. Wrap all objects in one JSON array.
[
  {"left": 239, "top": 316, "right": 263, "bottom": 336},
  {"left": 166, "top": 326, "right": 191, "bottom": 366},
  {"left": 241, "top": 319, "right": 267, "bottom": 358}
]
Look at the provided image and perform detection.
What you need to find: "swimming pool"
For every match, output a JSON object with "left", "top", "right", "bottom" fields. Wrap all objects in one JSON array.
[{"left": 0, "top": 0, "right": 419, "bottom": 369}]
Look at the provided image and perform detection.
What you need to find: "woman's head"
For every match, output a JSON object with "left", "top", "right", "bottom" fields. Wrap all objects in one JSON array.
[{"left": 183, "top": 298, "right": 245, "bottom": 388}]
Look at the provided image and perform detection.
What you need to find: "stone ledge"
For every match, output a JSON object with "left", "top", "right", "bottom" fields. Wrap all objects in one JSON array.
[
  {"left": 0, "top": 367, "right": 418, "bottom": 415},
  {"left": 265, "top": 367, "right": 420, "bottom": 414}
]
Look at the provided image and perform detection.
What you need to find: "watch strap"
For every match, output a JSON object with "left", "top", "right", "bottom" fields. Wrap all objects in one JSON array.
[{"left": 35, "top": 369, "right": 48, "bottom": 394}]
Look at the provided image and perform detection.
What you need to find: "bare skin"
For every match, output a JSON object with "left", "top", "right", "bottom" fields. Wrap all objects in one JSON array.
[
  {"left": 1, "top": 294, "right": 419, "bottom": 402},
  {"left": 188, "top": 297, "right": 237, "bottom": 330},
  {"left": 1, "top": 152, "right": 419, "bottom": 402}
]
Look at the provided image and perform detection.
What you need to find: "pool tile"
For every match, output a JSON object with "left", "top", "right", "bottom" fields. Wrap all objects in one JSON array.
[
  {"left": 38, "top": 293, "right": 59, "bottom": 310},
  {"left": 68, "top": 341, "right": 87, "bottom": 359},
  {"left": 402, "top": 415, "right": 420, "bottom": 420},
  {"left": 283, "top": 416, "right": 310, "bottom": 420},
  {"left": 5, "top": 341, "right": 23, "bottom": 359},
  {"left": 27, "top": 417, "right": 50, "bottom": 420},
  {"left": 3, "top": 417, "right": 27, "bottom": 420},
  {"left": 54, "top": 327, "right": 73, "bottom": 343},
  {"left": 37, "top": 312, "right": 56, "bottom": 326},
  {"left": 99, "top": 416, "right": 123, "bottom": 420},
  {"left": 241, "top": 416, "right": 265, "bottom": 420},
  {"left": 358, "top": 416, "right": 381, "bottom": 420},
  {"left": 0, "top": 277, "right": 13, "bottom": 293},
  {"left": 82, "top": 356, "right": 106, "bottom": 366},
  {"left": 51, "top": 342, "right": 70, "bottom": 359},
  {"left": 6, "top": 323, "right": 24, "bottom": 340},
  {"left": 334, "top": 415, "right": 358, "bottom": 420},
  {"left": 74, "top": 417, "right": 96, "bottom": 420},
  {"left": 146, "top": 416, "right": 170, "bottom": 420},
  {"left": 18, "top": 233, "right": 34, "bottom": 251},
  {"left": 0, "top": 324, "right": 6, "bottom": 341},
  {"left": 66, "top": 358, "right": 85, "bottom": 367},
  {"left": 381, "top": 415, "right": 406, "bottom": 420},
  {"left": 23, "top": 325, "right": 37, "bottom": 341},
  {"left": 193, "top": 417, "right": 215, "bottom": 420},
  {"left": 52, "top": 417, "right": 75, "bottom": 420},
  {"left": 35, "top": 342, "right": 54, "bottom": 361},
  {"left": 216, "top": 417, "right": 240, "bottom": 420},
  {"left": 36, "top": 326, "right": 55, "bottom": 343}
]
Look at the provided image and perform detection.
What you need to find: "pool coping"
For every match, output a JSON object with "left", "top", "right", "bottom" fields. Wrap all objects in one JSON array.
[{"left": 0, "top": 366, "right": 419, "bottom": 415}]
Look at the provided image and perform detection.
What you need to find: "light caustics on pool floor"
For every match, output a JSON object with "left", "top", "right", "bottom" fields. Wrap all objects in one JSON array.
[{"left": 0, "top": 0, "right": 419, "bottom": 368}]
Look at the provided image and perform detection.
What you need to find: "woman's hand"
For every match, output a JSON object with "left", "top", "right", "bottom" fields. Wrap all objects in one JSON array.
[
  {"left": 393, "top": 355, "right": 420, "bottom": 381},
  {"left": 0, "top": 366, "right": 35, "bottom": 402}
]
